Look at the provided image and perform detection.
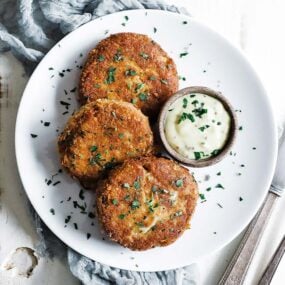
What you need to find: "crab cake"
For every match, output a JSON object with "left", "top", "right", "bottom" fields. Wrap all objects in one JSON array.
[
  {"left": 96, "top": 156, "right": 198, "bottom": 250},
  {"left": 58, "top": 99, "right": 153, "bottom": 189},
  {"left": 79, "top": 33, "right": 178, "bottom": 117}
]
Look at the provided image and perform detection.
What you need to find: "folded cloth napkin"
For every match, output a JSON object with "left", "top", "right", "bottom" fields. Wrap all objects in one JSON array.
[{"left": 0, "top": 0, "right": 199, "bottom": 284}]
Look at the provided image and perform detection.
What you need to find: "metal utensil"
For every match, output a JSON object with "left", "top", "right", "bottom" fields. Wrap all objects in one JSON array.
[
  {"left": 219, "top": 130, "right": 285, "bottom": 285},
  {"left": 258, "top": 235, "right": 285, "bottom": 285}
]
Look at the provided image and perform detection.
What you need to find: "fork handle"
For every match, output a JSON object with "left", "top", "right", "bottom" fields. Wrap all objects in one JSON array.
[
  {"left": 218, "top": 191, "right": 279, "bottom": 285},
  {"left": 258, "top": 235, "right": 285, "bottom": 285}
]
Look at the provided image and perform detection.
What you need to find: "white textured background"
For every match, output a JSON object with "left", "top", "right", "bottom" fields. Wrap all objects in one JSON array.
[{"left": 1, "top": 0, "right": 285, "bottom": 284}]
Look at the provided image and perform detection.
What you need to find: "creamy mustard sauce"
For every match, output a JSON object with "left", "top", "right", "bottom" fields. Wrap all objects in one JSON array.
[{"left": 164, "top": 93, "right": 231, "bottom": 160}]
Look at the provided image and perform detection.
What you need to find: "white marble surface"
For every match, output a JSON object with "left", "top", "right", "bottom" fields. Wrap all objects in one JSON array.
[{"left": 0, "top": 0, "right": 284, "bottom": 284}]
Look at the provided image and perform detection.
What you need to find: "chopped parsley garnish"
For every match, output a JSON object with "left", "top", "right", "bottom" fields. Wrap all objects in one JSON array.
[
  {"left": 113, "top": 51, "right": 124, "bottom": 62},
  {"left": 87, "top": 233, "right": 91, "bottom": 239},
  {"left": 191, "top": 100, "right": 199, "bottom": 107},
  {"left": 217, "top": 122, "right": 222, "bottom": 125},
  {"left": 194, "top": 151, "right": 204, "bottom": 160},
  {"left": 88, "top": 212, "right": 95, "bottom": 219},
  {"left": 89, "top": 153, "right": 103, "bottom": 166},
  {"left": 160, "top": 79, "right": 168, "bottom": 85},
  {"left": 146, "top": 199, "right": 155, "bottom": 213},
  {"left": 60, "top": 100, "right": 70, "bottom": 107},
  {"left": 79, "top": 189, "right": 85, "bottom": 200},
  {"left": 199, "top": 193, "right": 206, "bottom": 200},
  {"left": 133, "top": 178, "right": 141, "bottom": 190},
  {"left": 98, "top": 55, "right": 105, "bottom": 62},
  {"left": 215, "top": 183, "right": 224, "bottom": 189},
  {"left": 118, "top": 213, "right": 126, "bottom": 219},
  {"left": 240, "top": 164, "right": 245, "bottom": 167},
  {"left": 125, "top": 69, "right": 137, "bottom": 76},
  {"left": 112, "top": 199, "right": 118, "bottom": 205},
  {"left": 90, "top": 145, "right": 98, "bottom": 152},
  {"left": 138, "top": 93, "right": 148, "bottom": 101},
  {"left": 135, "top": 83, "right": 144, "bottom": 92},
  {"left": 131, "top": 199, "right": 140, "bottom": 209},
  {"left": 180, "top": 52, "right": 188, "bottom": 58},
  {"left": 124, "top": 15, "right": 129, "bottom": 21},
  {"left": 153, "top": 27, "right": 157, "bottom": 33},
  {"left": 190, "top": 94, "right": 196, "bottom": 98},
  {"left": 104, "top": 160, "right": 117, "bottom": 170},
  {"left": 44, "top": 122, "right": 50, "bottom": 127},
  {"left": 206, "top": 187, "right": 212, "bottom": 191},
  {"left": 94, "top": 83, "right": 101, "bottom": 88},
  {"left": 31, "top": 133, "right": 38, "bottom": 138},
  {"left": 118, "top": 133, "right": 124, "bottom": 139},
  {"left": 239, "top": 197, "right": 243, "bottom": 201},
  {"left": 124, "top": 195, "right": 130, "bottom": 201},
  {"left": 216, "top": 172, "right": 221, "bottom": 176},
  {"left": 178, "top": 112, "right": 195, "bottom": 124},
  {"left": 168, "top": 108, "right": 174, "bottom": 112},
  {"left": 105, "top": 67, "right": 116, "bottom": 84},
  {"left": 199, "top": 125, "right": 210, "bottom": 132},
  {"left": 179, "top": 76, "right": 186, "bottom": 81},
  {"left": 252, "top": 147, "right": 257, "bottom": 150},
  {"left": 211, "top": 149, "right": 220, "bottom": 156},
  {"left": 175, "top": 179, "right": 183, "bottom": 187},
  {"left": 50, "top": 208, "right": 55, "bottom": 215},
  {"left": 182, "top": 98, "right": 188, "bottom": 108},
  {"left": 192, "top": 107, "right": 208, "bottom": 118},
  {"left": 149, "top": 75, "right": 156, "bottom": 81},
  {"left": 73, "top": 223, "right": 78, "bottom": 229},
  {"left": 131, "top": 98, "right": 137, "bottom": 104},
  {"left": 122, "top": 183, "right": 130, "bottom": 189},
  {"left": 182, "top": 21, "right": 188, "bottom": 24},
  {"left": 65, "top": 215, "right": 71, "bottom": 223},
  {"left": 73, "top": 200, "right": 87, "bottom": 212},
  {"left": 139, "top": 52, "right": 149, "bottom": 59},
  {"left": 217, "top": 203, "right": 223, "bottom": 208},
  {"left": 239, "top": 126, "right": 243, "bottom": 130}
]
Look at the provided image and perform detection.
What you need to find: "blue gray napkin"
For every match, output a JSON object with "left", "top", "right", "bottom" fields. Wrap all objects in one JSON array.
[{"left": 0, "top": 1, "right": 199, "bottom": 284}]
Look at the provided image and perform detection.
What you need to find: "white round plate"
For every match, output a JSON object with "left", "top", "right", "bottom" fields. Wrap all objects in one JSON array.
[{"left": 15, "top": 9, "right": 277, "bottom": 271}]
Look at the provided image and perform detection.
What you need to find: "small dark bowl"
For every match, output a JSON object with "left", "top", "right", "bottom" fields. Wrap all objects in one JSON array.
[{"left": 158, "top": 86, "right": 238, "bottom": 167}]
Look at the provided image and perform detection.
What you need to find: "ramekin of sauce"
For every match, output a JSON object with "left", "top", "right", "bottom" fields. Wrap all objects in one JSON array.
[{"left": 158, "top": 86, "right": 237, "bottom": 167}]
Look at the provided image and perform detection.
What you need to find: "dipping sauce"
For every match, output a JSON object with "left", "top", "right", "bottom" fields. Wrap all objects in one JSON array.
[{"left": 164, "top": 93, "right": 231, "bottom": 160}]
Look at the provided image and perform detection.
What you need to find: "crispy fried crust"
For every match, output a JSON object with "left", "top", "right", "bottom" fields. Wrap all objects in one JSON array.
[
  {"left": 96, "top": 156, "right": 198, "bottom": 250},
  {"left": 58, "top": 99, "right": 153, "bottom": 188},
  {"left": 79, "top": 33, "right": 178, "bottom": 117}
]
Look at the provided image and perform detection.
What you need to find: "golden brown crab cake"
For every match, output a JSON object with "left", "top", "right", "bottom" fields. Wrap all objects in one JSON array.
[
  {"left": 58, "top": 99, "right": 153, "bottom": 189},
  {"left": 96, "top": 156, "right": 198, "bottom": 250},
  {"left": 79, "top": 33, "right": 178, "bottom": 117}
]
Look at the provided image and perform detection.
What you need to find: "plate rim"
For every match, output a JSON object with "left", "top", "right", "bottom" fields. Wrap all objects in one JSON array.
[{"left": 14, "top": 9, "right": 278, "bottom": 271}]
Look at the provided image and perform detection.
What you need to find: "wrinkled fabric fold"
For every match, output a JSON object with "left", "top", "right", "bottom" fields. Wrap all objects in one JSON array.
[
  {"left": 0, "top": 0, "right": 188, "bottom": 72},
  {"left": 68, "top": 249, "right": 199, "bottom": 285}
]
